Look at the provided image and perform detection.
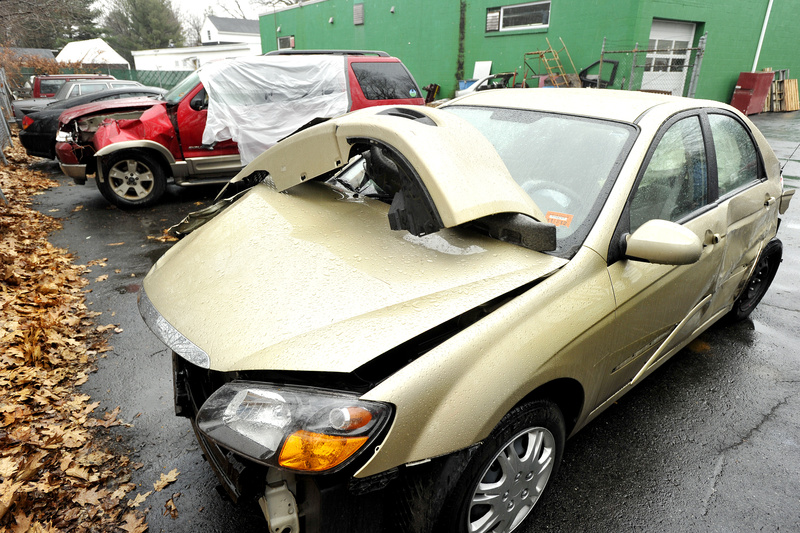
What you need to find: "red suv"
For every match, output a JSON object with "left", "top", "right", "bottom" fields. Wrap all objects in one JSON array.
[{"left": 55, "top": 51, "right": 424, "bottom": 208}]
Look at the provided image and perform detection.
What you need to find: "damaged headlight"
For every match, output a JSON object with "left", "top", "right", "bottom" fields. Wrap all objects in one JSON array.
[
  {"left": 55, "top": 130, "right": 74, "bottom": 143},
  {"left": 197, "top": 382, "right": 393, "bottom": 473}
]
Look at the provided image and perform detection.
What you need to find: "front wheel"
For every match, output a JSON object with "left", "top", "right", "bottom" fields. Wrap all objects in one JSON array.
[
  {"left": 98, "top": 151, "right": 167, "bottom": 208},
  {"left": 436, "top": 400, "right": 565, "bottom": 533}
]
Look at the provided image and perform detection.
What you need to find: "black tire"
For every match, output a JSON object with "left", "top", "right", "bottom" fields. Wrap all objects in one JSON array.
[
  {"left": 98, "top": 150, "right": 167, "bottom": 208},
  {"left": 435, "top": 399, "right": 566, "bottom": 533},
  {"left": 726, "top": 238, "right": 782, "bottom": 322}
]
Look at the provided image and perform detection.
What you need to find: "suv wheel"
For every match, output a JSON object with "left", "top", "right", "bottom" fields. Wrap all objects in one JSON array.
[
  {"left": 436, "top": 399, "right": 565, "bottom": 533},
  {"left": 99, "top": 151, "right": 167, "bottom": 208}
]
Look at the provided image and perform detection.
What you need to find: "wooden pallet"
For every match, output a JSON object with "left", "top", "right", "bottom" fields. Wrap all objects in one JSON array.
[{"left": 784, "top": 79, "right": 799, "bottom": 111}]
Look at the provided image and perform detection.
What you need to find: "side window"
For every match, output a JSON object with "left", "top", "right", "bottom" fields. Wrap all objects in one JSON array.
[
  {"left": 630, "top": 116, "right": 708, "bottom": 232},
  {"left": 190, "top": 88, "right": 208, "bottom": 110},
  {"left": 709, "top": 114, "right": 760, "bottom": 196},
  {"left": 69, "top": 85, "right": 81, "bottom": 97},
  {"left": 81, "top": 84, "right": 107, "bottom": 95}
]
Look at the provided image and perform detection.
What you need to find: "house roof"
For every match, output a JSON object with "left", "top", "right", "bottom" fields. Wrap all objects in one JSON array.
[
  {"left": 55, "top": 38, "right": 129, "bottom": 68},
  {"left": 207, "top": 16, "right": 260, "bottom": 35},
  {"left": 1, "top": 47, "right": 55, "bottom": 60}
]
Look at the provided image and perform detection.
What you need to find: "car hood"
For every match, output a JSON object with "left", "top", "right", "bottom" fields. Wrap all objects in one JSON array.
[
  {"left": 143, "top": 183, "right": 566, "bottom": 373},
  {"left": 58, "top": 97, "right": 162, "bottom": 125}
]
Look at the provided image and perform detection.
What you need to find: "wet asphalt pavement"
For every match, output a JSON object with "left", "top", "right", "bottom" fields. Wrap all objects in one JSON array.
[{"left": 27, "top": 110, "right": 800, "bottom": 532}]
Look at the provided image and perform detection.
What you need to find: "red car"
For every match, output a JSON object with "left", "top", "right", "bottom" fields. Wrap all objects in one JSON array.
[{"left": 55, "top": 51, "right": 425, "bottom": 208}]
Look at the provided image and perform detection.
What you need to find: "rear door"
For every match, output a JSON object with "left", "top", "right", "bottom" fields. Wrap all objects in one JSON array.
[
  {"left": 706, "top": 111, "right": 773, "bottom": 310},
  {"left": 175, "top": 83, "right": 240, "bottom": 179}
]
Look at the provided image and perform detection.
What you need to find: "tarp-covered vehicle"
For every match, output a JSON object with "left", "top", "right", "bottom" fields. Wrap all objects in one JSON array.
[
  {"left": 139, "top": 89, "right": 794, "bottom": 532},
  {"left": 55, "top": 51, "right": 424, "bottom": 208}
]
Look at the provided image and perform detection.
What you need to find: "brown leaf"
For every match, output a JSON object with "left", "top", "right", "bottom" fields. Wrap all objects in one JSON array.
[
  {"left": 120, "top": 512, "right": 148, "bottom": 533},
  {"left": 128, "top": 491, "right": 151, "bottom": 508},
  {"left": 163, "top": 493, "right": 179, "bottom": 518},
  {"left": 74, "top": 487, "right": 106, "bottom": 507},
  {"left": 153, "top": 468, "right": 179, "bottom": 492},
  {"left": 94, "top": 274, "right": 108, "bottom": 282}
]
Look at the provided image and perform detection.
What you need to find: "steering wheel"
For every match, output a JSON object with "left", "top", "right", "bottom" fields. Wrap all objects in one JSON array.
[{"left": 521, "top": 180, "right": 585, "bottom": 214}]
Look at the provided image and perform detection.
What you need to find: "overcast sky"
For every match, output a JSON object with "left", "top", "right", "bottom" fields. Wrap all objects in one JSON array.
[{"left": 171, "top": 0, "right": 263, "bottom": 21}]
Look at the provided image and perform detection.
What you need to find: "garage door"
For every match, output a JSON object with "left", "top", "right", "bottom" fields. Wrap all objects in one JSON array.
[{"left": 642, "top": 19, "right": 696, "bottom": 96}]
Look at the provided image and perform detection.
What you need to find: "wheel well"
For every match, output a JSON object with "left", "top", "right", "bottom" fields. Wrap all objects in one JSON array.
[
  {"left": 518, "top": 378, "right": 584, "bottom": 436},
  {"left": 99, "top": 148, "right": 170, "bottom": 179}
]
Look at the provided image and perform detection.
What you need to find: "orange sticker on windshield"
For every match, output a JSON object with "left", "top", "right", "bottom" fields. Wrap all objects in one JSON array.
[{"left": 546, "top": 212, "right": 573, "bottom": 227}]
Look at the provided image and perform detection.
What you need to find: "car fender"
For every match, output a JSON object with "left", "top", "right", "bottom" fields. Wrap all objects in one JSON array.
[
  {"left": 95, "top": 141, "right": 177, "bottom": 181},
  {"left": 356, "top": 246, "right": 616, "bottom": 478}
]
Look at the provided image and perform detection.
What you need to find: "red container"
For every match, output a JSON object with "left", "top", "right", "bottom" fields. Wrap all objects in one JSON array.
[{"left": 730, "top": 72, "right": 774, "bottom": 115}]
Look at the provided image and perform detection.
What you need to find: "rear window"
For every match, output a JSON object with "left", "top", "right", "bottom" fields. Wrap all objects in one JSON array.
[
  {"left": 351, "top": 62, "right": 420, "bottom": 100},
  {"left": 40, "top": 80, "right": 65, "bottom": 95}
]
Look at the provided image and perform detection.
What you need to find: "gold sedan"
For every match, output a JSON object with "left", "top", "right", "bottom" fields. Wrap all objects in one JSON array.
[{"left": 139, "top": 89, "right": 794, "bottom": 533}]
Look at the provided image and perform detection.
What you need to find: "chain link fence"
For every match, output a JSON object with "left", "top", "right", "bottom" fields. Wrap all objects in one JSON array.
[
  {"left": 109, "top": 69, "right": 193, "bottom": 89},
  {"left": 1, "top": 68, "right": 14, "bottom": 167},
  {"left": 17, "top": 67, "right": 193, "bottom": 91},
  {"left": 583, "top": 34, "right": 707, "bottom": 98}
]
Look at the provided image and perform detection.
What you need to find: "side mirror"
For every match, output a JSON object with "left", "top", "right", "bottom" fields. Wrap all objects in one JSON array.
[{"left": 625, "top": 219, "right": 702, "bottom": 265}]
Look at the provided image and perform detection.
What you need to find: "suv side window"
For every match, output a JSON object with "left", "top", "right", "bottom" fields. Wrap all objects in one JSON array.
[
  {"left": 629, "top": 116, "right": 708, "bottom": 232},
  {"left": 190, "top": 88, "right": 208, "bottom": 111},
  {"left": 708, "top": 114, "right": 760, "bottom": 196},
  {"left": 350, "top": 62, "right": 420, "bottom": 100}
]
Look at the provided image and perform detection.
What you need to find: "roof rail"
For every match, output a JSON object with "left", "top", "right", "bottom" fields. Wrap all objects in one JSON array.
[{"left": 265, "top": 49, "right": 390, "bottom": 57}]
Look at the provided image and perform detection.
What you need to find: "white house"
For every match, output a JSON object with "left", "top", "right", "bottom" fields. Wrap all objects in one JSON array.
[
  {"left": 132, "top": 17, "right": 262, "bottom": 72},
  {"left": 201, "top": 16, "right": 261, "bottom": 47}
]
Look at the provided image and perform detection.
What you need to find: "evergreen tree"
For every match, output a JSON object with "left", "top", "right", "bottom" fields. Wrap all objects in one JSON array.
[
  {"left": 103, "top": 0, "right": 184, "bottom": 64},
  {"left": 0, "top": 0, "right": 102, "bottom": 50}
]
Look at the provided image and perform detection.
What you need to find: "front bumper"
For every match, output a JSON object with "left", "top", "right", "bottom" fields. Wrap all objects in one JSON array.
[
  {"left": 59, "top": 163, "right": 88, "bottom": 183},
  {"left": 173, "top": 352, "right": 397, "bottom": 532}
]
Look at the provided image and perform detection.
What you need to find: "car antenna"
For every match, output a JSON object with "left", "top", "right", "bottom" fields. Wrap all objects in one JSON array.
[{"left": 781, "top": 141, "right": 800, "bottom": 172}]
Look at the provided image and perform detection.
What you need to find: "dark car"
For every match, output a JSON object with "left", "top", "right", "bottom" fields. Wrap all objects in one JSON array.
[
  {"left": 19, "top": 87, "right": 166, "bottom": 160},
  {"left": 13, "top": 79, "right": 145, "bottom": 125}
]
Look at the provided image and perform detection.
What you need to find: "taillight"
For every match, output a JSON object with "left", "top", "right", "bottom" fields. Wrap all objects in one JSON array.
[{"left": 21, "top": 115, "right": 34, "bottom": 130}]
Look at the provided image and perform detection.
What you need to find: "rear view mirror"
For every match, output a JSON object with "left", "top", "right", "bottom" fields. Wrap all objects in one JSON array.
[{"left": 625, "top": 219, "right": 702, "bottom": 265}]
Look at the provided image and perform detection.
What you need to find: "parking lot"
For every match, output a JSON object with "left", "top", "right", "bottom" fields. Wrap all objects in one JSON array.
[{"left": 27, "top": 110, "right": 800, "bottom": 532}]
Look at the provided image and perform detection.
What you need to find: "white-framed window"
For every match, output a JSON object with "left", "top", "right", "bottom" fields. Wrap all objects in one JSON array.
[{"left": 486, "top": 1, "right": 551, "bottom": 32}]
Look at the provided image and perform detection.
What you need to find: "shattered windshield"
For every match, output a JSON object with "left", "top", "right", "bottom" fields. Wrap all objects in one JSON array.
[{"left": 445, "top": 105, "right": 636, "bottom": 256}]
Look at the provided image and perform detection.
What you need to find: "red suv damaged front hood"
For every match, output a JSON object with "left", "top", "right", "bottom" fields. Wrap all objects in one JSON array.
[
  {"left": 90, "top": 102, "right": 181, "bottom": 158},
  {"left": 57, "top": 96, "right": 162, "bottom": 126}
]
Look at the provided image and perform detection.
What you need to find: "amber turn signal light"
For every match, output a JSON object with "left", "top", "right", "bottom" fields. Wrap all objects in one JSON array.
[{"left": 278, "top": 430, "right": 368, "bottom": 472}]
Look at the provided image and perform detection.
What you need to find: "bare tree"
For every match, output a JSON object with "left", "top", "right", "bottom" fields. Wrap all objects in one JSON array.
[
  {"left": 215, "top": 0, "right": 251, "bottom": 18},
  {"left": 251, "top": 0, "right": 301, "bottom": 12},
  {"left": 182, "top": 11, "right": 205, "bottom": 46}
]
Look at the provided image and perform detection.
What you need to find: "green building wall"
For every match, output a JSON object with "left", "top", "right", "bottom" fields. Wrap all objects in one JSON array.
[{"left": 259, "top": 0, "right": 800, "bottom": 103}]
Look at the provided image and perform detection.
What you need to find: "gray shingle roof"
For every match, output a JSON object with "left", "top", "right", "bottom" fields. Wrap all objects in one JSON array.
[
  {"left": 1, "top": 47, "right": 56, "bottom": 60},
  {"left": 207, "top": 16, "right": 260, "bottom": 35}
]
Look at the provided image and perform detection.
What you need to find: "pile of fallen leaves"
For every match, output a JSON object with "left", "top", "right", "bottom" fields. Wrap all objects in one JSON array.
[{"left": 0, "top": 141, "right": 149, "bottom": 532}]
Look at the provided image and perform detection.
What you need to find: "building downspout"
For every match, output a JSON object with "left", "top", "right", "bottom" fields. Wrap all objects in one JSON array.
[
  {"left": 751, "top": 0, "right": 774, "bottom": 72},
  {"left": 456, "top": 0, "right": 466, "bottom": 82}
]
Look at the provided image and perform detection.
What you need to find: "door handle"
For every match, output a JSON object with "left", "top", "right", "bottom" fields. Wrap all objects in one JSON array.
[{"left": 765, "top": 194, "right": 776, "bottom": 207}]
